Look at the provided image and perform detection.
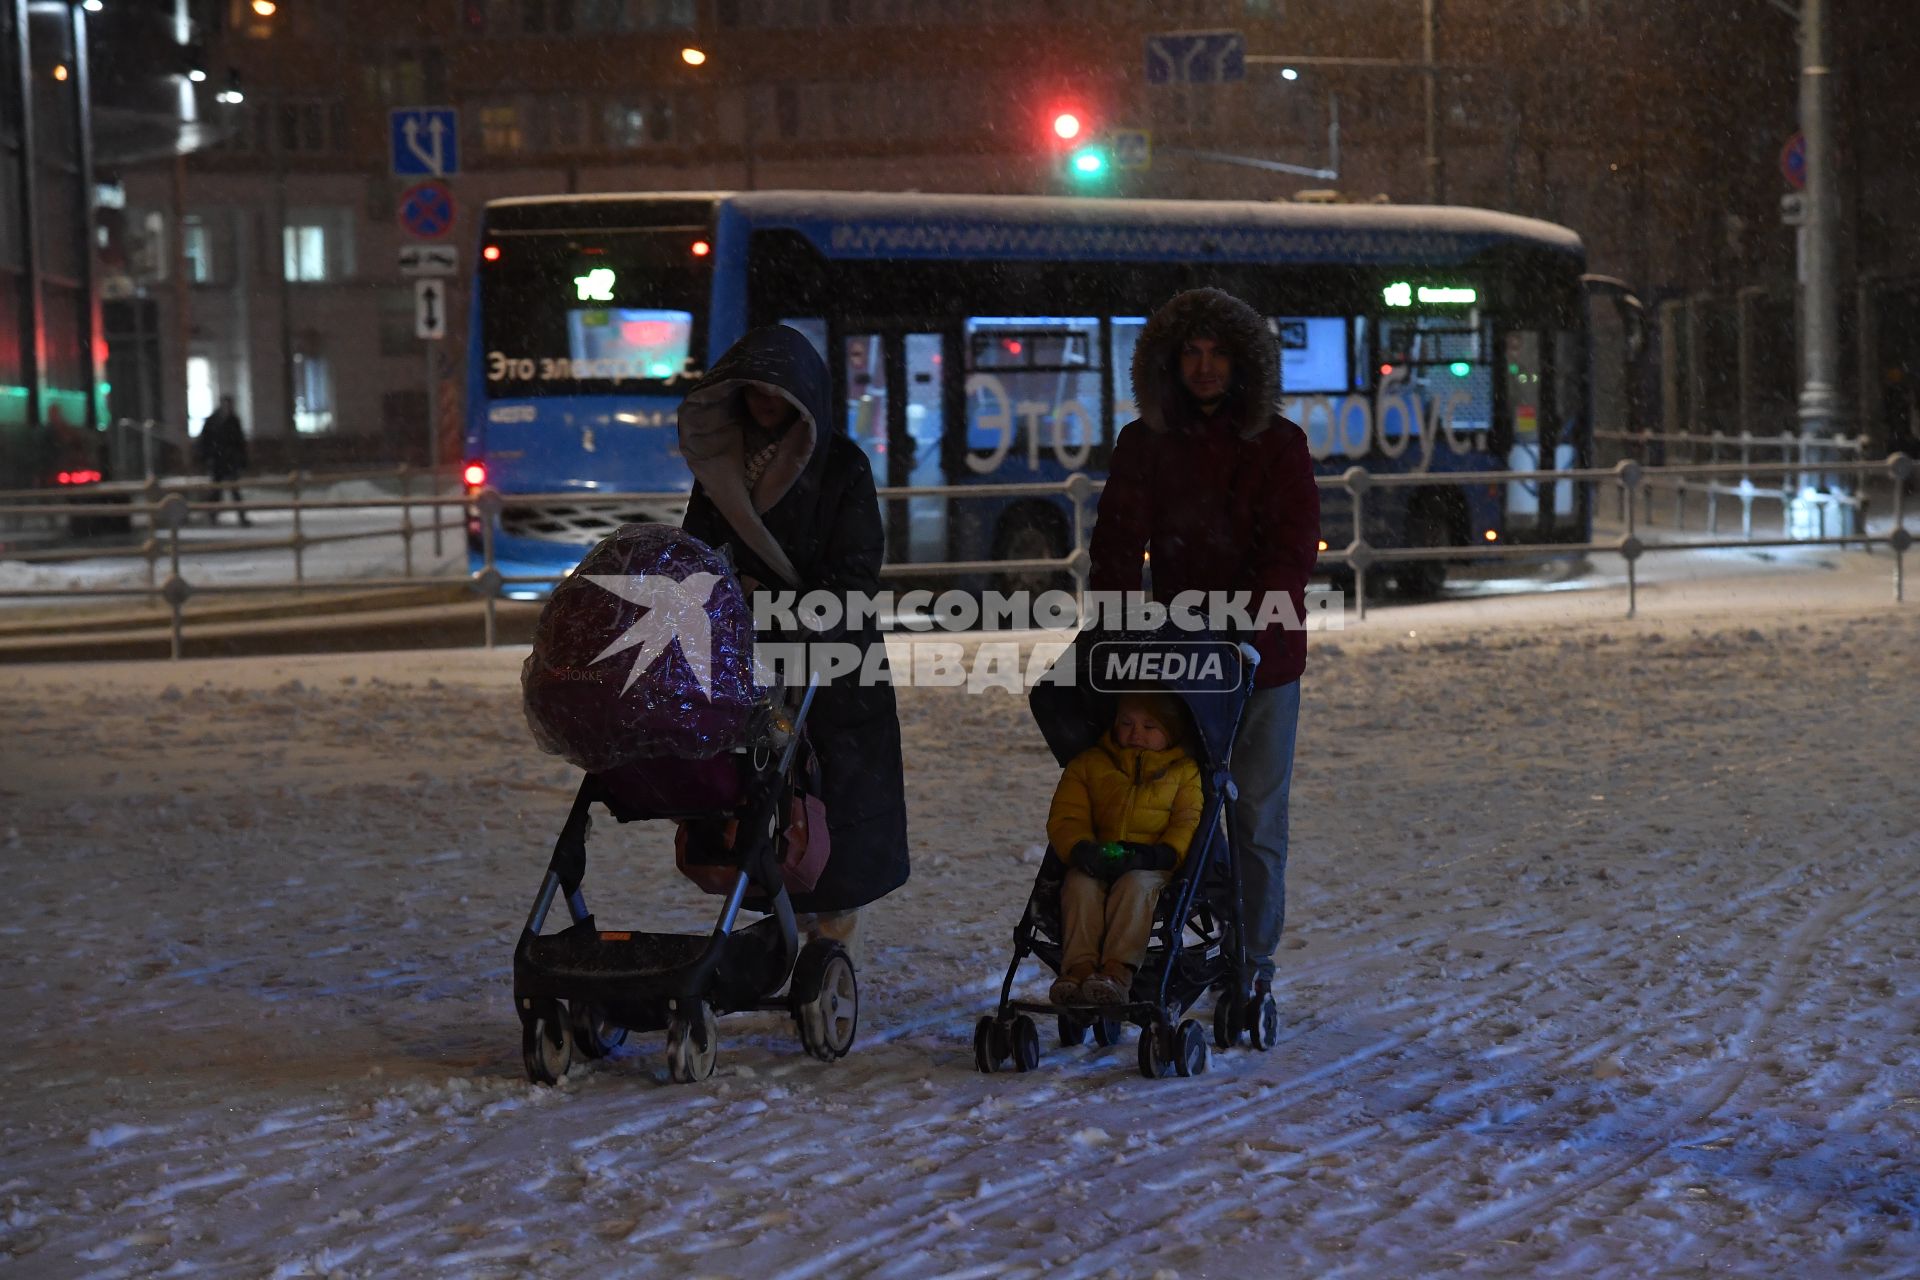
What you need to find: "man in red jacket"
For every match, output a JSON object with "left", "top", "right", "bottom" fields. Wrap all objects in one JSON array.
[{"left": 1088, "top": 287, "right": 1321, "bottom": 998}]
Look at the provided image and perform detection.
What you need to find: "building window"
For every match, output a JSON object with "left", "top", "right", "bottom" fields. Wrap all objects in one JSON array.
[
  {"left": 186, "top": 356, "right": 218, "bottom": 434},
  {"left": 378, "top": 289, "right": 418, "bottom": 357},
  {"left": 775, "top": 85, "right": 799, "bottom": 140},
  {"left": 278, "top": 101, "right": 344, "bottom": 155},
  {"left": 293, "top": 352, "right": 334, "bottom": 434},
  {"left": 478, "top": 102, "right": 526, "bottom": 153},
  {"left": 602, "top": 95, "right": 676, "bottom": 148},
  {"left": 283, "top": 210, "right": 351, "bottom": 282},
  {"left": 182, "top": 216, "right": 213, "bottom": 283}
]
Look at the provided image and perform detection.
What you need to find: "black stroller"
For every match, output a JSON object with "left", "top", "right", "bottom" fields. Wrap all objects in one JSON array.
[
  {"left": 513, "top": 677, "right": 859, "bottom": 1085},
  {"left": 974, "top": 626, "right": 1282, "bottom": 1079}
]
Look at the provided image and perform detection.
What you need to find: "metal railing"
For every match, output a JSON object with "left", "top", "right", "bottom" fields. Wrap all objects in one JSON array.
[
  {"left": 1596, "top": 426, "right": 1873, "bottom": 540},
  {"left": 0, "top": 456, "right": 1909, "bottom": 659}
]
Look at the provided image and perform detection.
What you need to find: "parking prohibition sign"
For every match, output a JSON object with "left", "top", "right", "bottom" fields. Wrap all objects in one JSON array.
[{"left": 399, "top": 180, "right": 456, "bottom": 240}]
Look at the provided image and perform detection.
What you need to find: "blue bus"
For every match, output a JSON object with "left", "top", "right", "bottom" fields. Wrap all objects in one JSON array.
[{"left": 466, "top": 191, "right": 1599, "bottom": 597}]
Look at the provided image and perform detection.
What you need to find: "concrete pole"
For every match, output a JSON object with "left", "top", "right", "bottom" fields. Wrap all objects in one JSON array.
[{"left": 1797, "top": 0, "right": 1843, "bottom": 442}]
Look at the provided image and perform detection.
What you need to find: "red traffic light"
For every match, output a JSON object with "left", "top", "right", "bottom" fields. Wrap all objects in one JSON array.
[{"left": 1052, "top": 112, "right": 1083, "bottom": 141}]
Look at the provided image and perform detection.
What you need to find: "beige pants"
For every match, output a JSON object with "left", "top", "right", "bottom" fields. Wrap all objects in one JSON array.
[
  {"left": 796, "top": 907, "right": 864, "bottom": 969},
  {"left": 1060, "top": 869, "right": 1172, "bottom": 980}
]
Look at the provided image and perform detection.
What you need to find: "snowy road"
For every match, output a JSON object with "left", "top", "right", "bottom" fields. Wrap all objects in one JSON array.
[{"left": 1, "top": 584, "right": 1917, "bottom": 1276}]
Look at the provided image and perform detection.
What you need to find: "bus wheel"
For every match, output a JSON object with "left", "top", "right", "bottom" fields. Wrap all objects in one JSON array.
[
  {"left": 1394, "top": 501, "right": 1452, "bottom": 599},
  {"left": 994, "top": 509, "right": 1069, "bottom": 599}
]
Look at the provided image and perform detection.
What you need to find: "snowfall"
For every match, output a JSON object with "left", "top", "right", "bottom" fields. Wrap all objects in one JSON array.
[{"left": 2, "top": 545, "right": 1917, "bottom": 1279}]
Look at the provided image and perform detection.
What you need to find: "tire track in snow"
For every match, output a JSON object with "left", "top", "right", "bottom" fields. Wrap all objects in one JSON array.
[{"left": 1399, "top": 862, "right": 1919, "bottom": 1269}]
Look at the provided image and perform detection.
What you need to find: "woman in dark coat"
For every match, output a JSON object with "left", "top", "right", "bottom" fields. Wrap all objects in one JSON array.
[{"left": 678, "top": 324, "right": 909, "bottom": 960}]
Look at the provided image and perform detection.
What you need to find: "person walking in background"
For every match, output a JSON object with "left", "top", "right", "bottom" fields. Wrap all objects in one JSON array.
[{"left": 196, "top": 395, "right": 251, "bottom": 526}]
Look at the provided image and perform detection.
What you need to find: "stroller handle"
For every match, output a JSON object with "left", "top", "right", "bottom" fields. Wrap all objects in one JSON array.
[
  {"left": 776, "top": 672, "right": 822, "bottom": 776},
  {"left": 1238, "top": 641, "right": 1261, "bottom": 668}
]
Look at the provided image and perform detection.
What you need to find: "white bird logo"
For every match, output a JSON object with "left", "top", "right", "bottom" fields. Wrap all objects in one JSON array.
[{"left": 582, "top": 572, "right": 724, "bottom": 697}]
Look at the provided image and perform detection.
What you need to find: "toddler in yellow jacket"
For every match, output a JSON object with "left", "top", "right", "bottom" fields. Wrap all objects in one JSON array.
[{"left": 1045, "top": 691, "right": 1205, "bottom": 1006}]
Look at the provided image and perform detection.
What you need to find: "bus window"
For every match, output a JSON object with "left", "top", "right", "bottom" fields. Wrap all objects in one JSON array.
[
  {"left": 779, "top": 317, "right": 828, "bottom": 365},
  {"left": 845, "top": 332, "right": 887, "bottom": 471},
  {"left": 478, "top": 229, "right": 709, "bottom": 396},
  {"left": 1274, "top": 317, "right": 1352, "bottom": 395},
  {"left": 964, "top": 315, "right": 1101, "bottom": 473},
  {"left": 566, "top": 308, "right": 693, "bottom": 381},
  {"left": 1110, "top": 317, "right": 1145, "bottom": 426}
]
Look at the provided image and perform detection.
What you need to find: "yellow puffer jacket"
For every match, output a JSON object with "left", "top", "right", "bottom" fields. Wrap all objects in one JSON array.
[{"left": 1046, "top": 734, "right": 1205, "bottom": 865}]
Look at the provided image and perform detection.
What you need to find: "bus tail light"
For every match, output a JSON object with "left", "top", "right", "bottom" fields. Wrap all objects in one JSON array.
[
  {"left": 482, "top": 244, "right": 502, "bottom": 262},
  {"left": 691, "top": 239, "right": 711, "bottom": 257},
  {"left": 56, "top": 469, "right": 103, "bottom": 485},
  {"left": 462, "top": 461, "right": 487, "bottom": 489}
]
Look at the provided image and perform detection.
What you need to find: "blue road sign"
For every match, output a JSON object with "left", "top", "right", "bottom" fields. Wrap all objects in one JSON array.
[
  {"left": 1111, "top": 129, "right": 1152, "bottom": 171},
  {"left": 399, "top": 180, "right": 456, "bottom": 241},
  {"left": 390, "top": 107, "right": 459, "bottom": 177},
  {"left": 1145, "top": 31, "right": 1247, "bottom": 86}
]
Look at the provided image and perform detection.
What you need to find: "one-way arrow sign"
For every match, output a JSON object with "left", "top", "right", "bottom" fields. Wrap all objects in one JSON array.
[{"left": 415, "top": 279, "right": 447, "bottom": 340}]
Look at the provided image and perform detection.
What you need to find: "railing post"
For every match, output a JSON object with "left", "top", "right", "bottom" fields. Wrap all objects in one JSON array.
[
  {"left": 1616, "top": 460, "right": 1643, "bottom": 619},
  {"left": 1065, "top": 471, "right": 1092, "bottom": 619},
  {"left": 398, "top": 464, "right": 415, "bottom": 580},
  {"left": 289, "top": 469, "right": 306, "bottom": 589},
  {"left": 1890, "top": 453, "right": 1912, "bottom": 604},
  {"left": 156, "top": 492, "right": 190, "bottom": 661},
  {"left": 477, "top": 487, "right": 503, "bottom": 649},
  {"left": 1343, "top": 467, "right": 1370, "bottom": 623},
  {"left": 141, "top": 476, "right": 161, "bottom": 598},
  {"left": 1740, "top": 432, "right": 1754, "bottom": 540},
  {"left": 432, "top": 463, "right": 445, "bottom": 559}
]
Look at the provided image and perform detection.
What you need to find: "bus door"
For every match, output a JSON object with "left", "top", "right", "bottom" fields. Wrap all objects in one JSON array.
[
  {"left": 837, "top": 327, "right": 954, "bottom": 565},
  {"left": 1501, "top": 328, "right": 1585, "bottom": 540}
]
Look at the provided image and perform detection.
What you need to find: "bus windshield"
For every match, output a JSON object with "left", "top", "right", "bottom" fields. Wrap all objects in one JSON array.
[{"left": 478, "top": 228, "right": 709, "bottom": 397}]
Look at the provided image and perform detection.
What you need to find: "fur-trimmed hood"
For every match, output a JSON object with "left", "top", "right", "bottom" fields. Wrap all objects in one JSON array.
[{"left": 1129, "top": 287, "right": 1279, "bottom": 438}]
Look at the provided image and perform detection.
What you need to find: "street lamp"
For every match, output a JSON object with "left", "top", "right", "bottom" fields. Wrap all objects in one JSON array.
[{"left": 680, "top": 46, "right": 707, "bottom": 66}]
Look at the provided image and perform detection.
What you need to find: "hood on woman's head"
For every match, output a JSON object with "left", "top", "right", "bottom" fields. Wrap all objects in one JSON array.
[{"left": 677, "top": 325, "right": 832, "bottom": 586}]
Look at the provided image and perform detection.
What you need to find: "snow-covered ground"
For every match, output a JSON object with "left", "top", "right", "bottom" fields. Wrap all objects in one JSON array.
[{"left": 1, "top": 565, "right": 1917, "bottom": 1278}]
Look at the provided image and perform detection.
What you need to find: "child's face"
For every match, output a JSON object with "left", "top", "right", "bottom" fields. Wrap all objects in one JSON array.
[{"left": 1114, "top": 708, "right": 1171, "bottom": 752}]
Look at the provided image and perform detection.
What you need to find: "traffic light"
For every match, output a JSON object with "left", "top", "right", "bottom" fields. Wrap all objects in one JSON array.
[{"left": 1068, "top": 144, "right": 1110, "bottom": 182}]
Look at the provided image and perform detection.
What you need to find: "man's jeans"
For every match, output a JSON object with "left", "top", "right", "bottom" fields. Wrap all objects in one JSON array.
[{"left": 1228, "top": 679, "right": 1301, "bottom": 982}]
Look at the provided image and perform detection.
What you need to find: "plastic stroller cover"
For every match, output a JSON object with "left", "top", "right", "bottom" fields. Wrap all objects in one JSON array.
[
  {"left": 522, "top": 523, "right": 765, "bottom": 772},
  {"left": 1028, "top": 623, "right": 1253, "bottom": 775}
]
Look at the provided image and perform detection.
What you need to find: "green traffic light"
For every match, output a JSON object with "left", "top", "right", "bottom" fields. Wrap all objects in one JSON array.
[{"left": 1070, "top": 147, "right": 1108, "bottom": 178}]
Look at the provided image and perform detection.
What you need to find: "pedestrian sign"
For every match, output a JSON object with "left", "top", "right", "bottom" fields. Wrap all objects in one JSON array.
[
  {"left": 415, "top": 279, "right": 448, "bottom": 340},
  {"left": 398, "top": 180, "right": 456, "bottom": 241},
  {"left": 390, "top": 107, "right": 459, "bottom": 177},
  {"left": 1112, "top": 129, "right": 1152, "bottom": 171}
]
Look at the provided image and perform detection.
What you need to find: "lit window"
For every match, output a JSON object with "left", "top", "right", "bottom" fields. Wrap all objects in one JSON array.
[
  {"left": 293, "top": 353, "right": 335, "bottom": 434},
  {"left": 479, "top": 103, "right": 525, "bottom": 152},
  {"left": 283, "top": 224, "right": 329, "bottom": 281}
]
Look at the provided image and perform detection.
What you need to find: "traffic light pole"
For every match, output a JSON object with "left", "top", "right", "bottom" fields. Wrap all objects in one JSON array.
[{"left": 1796, "top": 0, "right": 1843, "bottom": 443}]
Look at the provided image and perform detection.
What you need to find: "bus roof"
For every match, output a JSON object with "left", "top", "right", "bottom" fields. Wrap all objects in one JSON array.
[{"left": 487, "top": 190, "right": 1583, "bottom": 266}]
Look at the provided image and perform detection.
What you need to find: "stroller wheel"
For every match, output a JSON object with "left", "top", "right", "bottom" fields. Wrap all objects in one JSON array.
[
  {"left": 1249, "top": 992, "right": 1281, "bottom": 1052},
  {"left": 1137, "top": 1022, "right": 1174, "bottom": 1079},
  {"left": 569, "top": 1001, "right": 628, "bottom": 1060},
  {"left": 521, "top": 1000, "right": 574, "bottom": 1086},
  {"left": 1009, "top": 1015, "right": 1041, "bottom": 1073},
  {"left": 1212, "top": 993, "right": 1242, "bottom": 1050},
  {"left": 1092, "top": 1017, "right": 1124, "bottom": 1048},
  {"left": 973, "top": 1016, "right": 1009, "bottom": 1074},
  {"left": 1057, "top": 1014, "right": 1088, "bottom": 1048},
  {"left": 666, "top": 1001, "right": 718, "bottom": 1084},
  {"left": 1173, "top": 1019, "right": 1211, "bottom": 1077},
  {"left": 792, "top": 941, "right": 859, "bottom": 1062}
]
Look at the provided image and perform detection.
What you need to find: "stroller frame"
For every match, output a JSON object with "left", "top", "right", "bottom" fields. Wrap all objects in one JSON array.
[
  {"left": 976, "top": 638, "right": 1283, "bottom": 1079},
  {"left": 513, "top": 677, "right": 859, "bottom": 1085}
]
